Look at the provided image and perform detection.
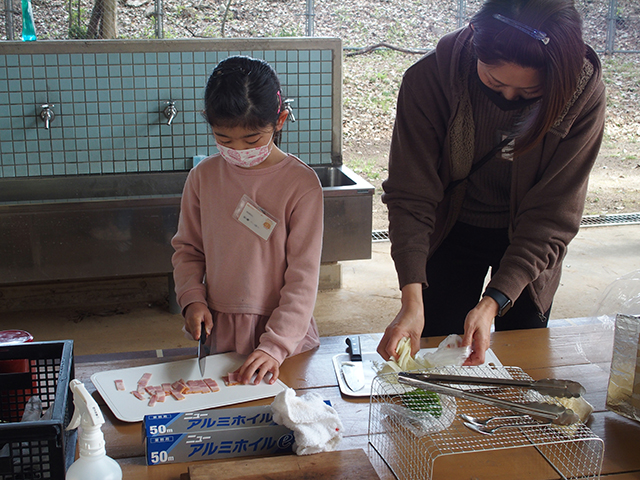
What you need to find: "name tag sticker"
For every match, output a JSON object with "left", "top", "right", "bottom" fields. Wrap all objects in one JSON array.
[{"left": 233, "top": 195, "right": 278, "bottom": 241}]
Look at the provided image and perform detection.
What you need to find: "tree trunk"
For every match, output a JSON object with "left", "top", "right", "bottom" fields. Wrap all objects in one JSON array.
[
  {"left": 101, "top": 0, "right": 117, "bottom": 38},
  {"left": 87, "top": 0, "right": 103, "bottom": 38}
]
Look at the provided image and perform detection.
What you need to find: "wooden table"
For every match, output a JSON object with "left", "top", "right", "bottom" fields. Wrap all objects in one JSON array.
[{"left": 75, "top": 323, "right": 640, "bottom": 479}]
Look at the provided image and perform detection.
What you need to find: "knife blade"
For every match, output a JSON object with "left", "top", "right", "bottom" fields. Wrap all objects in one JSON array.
[
  {"left": 198, "top": 321, "right": 210, "bottom": 377},
  {"left": 342, "top": 336, "right": 366, "bottom": 392}
]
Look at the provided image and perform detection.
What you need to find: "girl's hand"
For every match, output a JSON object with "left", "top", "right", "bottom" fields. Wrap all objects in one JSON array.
[
  {"left": 236, "top": 350, "right": 280, "bottom": 385},
  {"left": 461, "top": 296, "right": 497, "bottom": 365},
  {"left": 184, "top": 302, "right": 213, "bottom": 340}
]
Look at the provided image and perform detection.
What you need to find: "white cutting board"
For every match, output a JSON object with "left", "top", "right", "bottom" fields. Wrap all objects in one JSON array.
[
  {"left": 332, "top": 348, "right": 503, "bottom": 397},
  {"left": 91, "top": 352, "right": 287, "bottom": 422}
]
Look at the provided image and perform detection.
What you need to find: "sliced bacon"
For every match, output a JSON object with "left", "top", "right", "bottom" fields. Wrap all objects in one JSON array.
[
  {"left": 170, "top": 389, "right": 186, "bottom": 401},
  {"left": 187, "top": 380, "right": 209, "bottom": 393},
  {"left": 114, "top": 379, "right": 126, "bottom": 391},
  {"left": 132, "top": 390, "right": 146, "bottom": 401},
  {"left": 128, "top": 374, "right": 224, "bottom": 405},
  {"left": 171, "top": 379, "right": 188, "bottom": 393},
  {"left": 137, "top": 372, "right": 153, "bottom": 388},
  {"left": 145, "top": 386, "right": 159, "bottom": 396},
  {"left": 223, "top": 372, "right": 241, "bottom": 386},
  {"left": 204, "top": 378, "right": 220, "bottom": 392}
]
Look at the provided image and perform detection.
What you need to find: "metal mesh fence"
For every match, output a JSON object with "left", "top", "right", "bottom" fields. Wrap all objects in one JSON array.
[{"left": 2, "top": 0, "right": 639, "bottom": 53}]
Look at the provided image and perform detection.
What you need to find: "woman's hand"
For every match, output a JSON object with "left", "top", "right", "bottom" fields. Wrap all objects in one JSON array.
[
  {"left": 377, "top": 283, "right": 424, "bottom": 360},
  {"left": 184, "top": 302, "right": 213, "bottom": 340},
  {"left": 461, "top": 296, "right": 498, "bottom": 365},
  {"left": 237, "top": 350, "right": 280, "bottom": 385}
]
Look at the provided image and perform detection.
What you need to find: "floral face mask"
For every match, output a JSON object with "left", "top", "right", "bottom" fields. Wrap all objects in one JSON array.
[{"left": 216, "top": 134, "right": 274, "bottom": 168}]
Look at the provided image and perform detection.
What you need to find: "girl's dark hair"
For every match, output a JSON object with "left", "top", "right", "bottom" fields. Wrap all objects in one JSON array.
[
  {"left": 203, "top": 55, "right": 283, "bottom": 135},
  {"left": 471, "top": 0, "right": 586, "bottom": 154}
]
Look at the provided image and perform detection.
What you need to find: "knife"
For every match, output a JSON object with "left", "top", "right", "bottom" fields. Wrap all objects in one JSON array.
[
  {"left": 342, "top": 336, "right": 366, "bottom": 392},
  {"left": 198, "top": 321, "right": 210, "bottom": 377}
]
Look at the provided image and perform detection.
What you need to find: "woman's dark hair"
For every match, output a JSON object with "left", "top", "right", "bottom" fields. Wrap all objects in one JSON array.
[
  {"left": 203, "top": 56, "right": 283, "bottom": 136},
  {"left": 471, "top": 0, "right": 586, "bottom": 154}
]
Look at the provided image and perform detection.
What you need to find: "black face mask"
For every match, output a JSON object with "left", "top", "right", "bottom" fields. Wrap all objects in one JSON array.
[{"left": 474, "top": 69, "right": 541, "bottom": 112}]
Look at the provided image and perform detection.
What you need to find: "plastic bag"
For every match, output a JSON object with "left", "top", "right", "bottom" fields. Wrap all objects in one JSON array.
[
  {"left": 590, "top": 270, "right": 640, "bottom": 422},
  {"left": 590, "top": 269, "right": 640, "bottom": 327},
  {"left": 374, "top": 335, "right": 470, "bottom": 436},
  {"left": 377, "top": 334, "right": 470, "bottom": 374}
]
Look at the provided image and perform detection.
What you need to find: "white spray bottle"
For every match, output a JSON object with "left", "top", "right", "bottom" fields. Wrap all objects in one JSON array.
[{"left": 65, "top": 379, "right": 122, "bottom": 480}]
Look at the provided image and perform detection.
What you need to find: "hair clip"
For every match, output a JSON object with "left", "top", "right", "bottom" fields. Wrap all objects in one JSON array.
[
  {"left": 493, "top": 13, "right": 550, "bottom": 45},
  {"left": 277, "top": 91, "right": 282, "bottom": 114}
]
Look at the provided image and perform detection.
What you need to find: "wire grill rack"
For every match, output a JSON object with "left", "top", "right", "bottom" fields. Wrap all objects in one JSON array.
[{"left": 368, "top": 365, "right": 604, "bottom": 480}]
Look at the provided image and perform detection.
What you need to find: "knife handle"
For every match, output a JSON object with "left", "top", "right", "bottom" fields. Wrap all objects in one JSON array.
[
  {"left": 200, "top": 321, "right": 207, "bottom": 344},
  {"left": 346, "top": 336, "right": 362, "bottom": 361}
]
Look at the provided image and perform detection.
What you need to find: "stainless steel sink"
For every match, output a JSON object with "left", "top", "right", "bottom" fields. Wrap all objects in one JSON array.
[
  {"left": 313, "top": 165, "right": 356, "bottom": 188},
  {"left": 0, "top": 172, "right": 187, "bottom": 285},
  {"left": 311, "top": 165, "right": 374, "bottom": 263},
  {"left": 0, "top": 165, "right": 373, "bottom": 287}
]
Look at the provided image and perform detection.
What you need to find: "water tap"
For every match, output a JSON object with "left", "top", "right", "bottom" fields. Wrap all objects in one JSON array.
[
  {"left": 283, "top": 98, "right": 296, "bottom": 122},
  {"left": 39, "top": 104, "right": 55, "bottom": 129},
  {"left": 163, "top": 101, "right": 178, "bottom": 125}
]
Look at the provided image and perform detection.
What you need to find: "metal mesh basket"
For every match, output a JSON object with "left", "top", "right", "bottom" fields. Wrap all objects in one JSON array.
[{"left": 368, "top": 365, "right": 604, "bottom": 480}]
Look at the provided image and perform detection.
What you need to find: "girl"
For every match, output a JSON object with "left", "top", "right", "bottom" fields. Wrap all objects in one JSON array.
[
  {"left": 171, "top": 56, "right": 323, "bottom": 385},
  {"left": 378, "top": 0, "right": 606, "bottom": 365}
]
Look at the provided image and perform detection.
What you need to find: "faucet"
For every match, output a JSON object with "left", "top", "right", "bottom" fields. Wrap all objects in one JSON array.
[
  {"left": 163, "top": 101, "right": 178, "bottom": 125},
  {"left": 283, "top": 98, "right": 296, "bottom": 123},
  {"left": 40, "top": 104, "right": 55, "bottom": 130}
]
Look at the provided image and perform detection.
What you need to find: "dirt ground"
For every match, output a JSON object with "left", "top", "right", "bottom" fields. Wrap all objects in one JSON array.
[{"left": 343, "top": 138, "right": 640, "bottom": 232}]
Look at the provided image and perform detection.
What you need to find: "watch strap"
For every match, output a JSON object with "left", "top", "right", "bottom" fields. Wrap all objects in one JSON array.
[{"left": 482, "top": 287, "right": 512, "bottom": 317}]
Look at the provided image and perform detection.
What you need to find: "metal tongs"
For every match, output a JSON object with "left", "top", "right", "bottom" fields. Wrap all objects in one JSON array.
[
  {"left": 402, "top": 372, "right": 585, "bottom": 398},
  {"left": 398, "top": 373, "right": 581, "bottom": 426}
]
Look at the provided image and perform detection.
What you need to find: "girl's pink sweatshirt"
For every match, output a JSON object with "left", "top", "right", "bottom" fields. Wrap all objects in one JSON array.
[{"left": 171, "top": 154, "right": 324, "bottom": 363}]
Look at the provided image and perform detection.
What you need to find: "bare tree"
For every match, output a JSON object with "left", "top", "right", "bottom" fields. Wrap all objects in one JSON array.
[{"left": 87, "top": 0, "right": 117, "bottom": 38}]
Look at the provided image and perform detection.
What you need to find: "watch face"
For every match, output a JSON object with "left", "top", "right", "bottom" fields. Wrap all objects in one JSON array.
[{"left": 499, "top": 300, "right": 512, "bottom": 316}]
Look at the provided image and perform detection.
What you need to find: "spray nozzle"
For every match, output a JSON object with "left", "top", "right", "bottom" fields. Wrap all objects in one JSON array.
[
  {"left": 67, "top": 379, "right": 105, "bottom": 431},
  {"left": 64, "top": 380, "right": 122, "bottom": 479}
]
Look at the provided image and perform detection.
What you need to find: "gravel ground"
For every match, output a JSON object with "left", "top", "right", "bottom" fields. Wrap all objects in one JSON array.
[{"left": 3, "top": 0, "right": 639, "bottom": 230}]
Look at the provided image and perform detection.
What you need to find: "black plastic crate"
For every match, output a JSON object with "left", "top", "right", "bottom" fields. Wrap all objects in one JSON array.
[{"left": 0, "top": 340, "right": 76, "bottom": 480}]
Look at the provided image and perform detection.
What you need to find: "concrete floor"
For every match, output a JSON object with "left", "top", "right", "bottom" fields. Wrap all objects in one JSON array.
[{"left": 1, "top": 225, "right": 639, "bottom": 356}]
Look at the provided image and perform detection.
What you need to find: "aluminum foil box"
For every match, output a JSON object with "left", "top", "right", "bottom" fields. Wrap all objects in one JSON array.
[
  {"left": 144, "top": 405, "right": 294, "bottom": 465},
  {"left": 144, "top": 405, "right": 279, "bottom": 437},
  {"left": 606, "top": 313, "right": 640, "bottom": 422}
]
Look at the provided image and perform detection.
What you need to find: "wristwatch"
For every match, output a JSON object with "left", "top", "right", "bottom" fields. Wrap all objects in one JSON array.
[{"left": 482, "top": 287, "right": 512, "bottom": 317}]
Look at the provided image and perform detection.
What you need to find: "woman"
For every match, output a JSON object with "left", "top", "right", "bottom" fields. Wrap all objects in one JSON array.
[{"left": 378, "top": 0, "right": 606, "bottom": 365}]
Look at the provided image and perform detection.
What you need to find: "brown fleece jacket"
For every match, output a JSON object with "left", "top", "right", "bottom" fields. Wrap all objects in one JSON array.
[{"left": 382, "top": 26, "right": 606, "bottom": 313}]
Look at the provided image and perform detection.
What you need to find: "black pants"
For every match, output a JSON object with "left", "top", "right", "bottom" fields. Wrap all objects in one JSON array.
[{"left": 422, "top": 222, "right": 550, "bottom": 337}]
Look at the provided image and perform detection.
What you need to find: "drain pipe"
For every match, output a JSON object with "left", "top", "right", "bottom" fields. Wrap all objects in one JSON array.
[{"left": 306, "top": 0, "right": 314, "bottom": 37}]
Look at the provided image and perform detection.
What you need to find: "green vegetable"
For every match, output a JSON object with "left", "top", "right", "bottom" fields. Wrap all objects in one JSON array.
[{"left": 401, "top": 388, "right": 443, "bottom": 418}]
